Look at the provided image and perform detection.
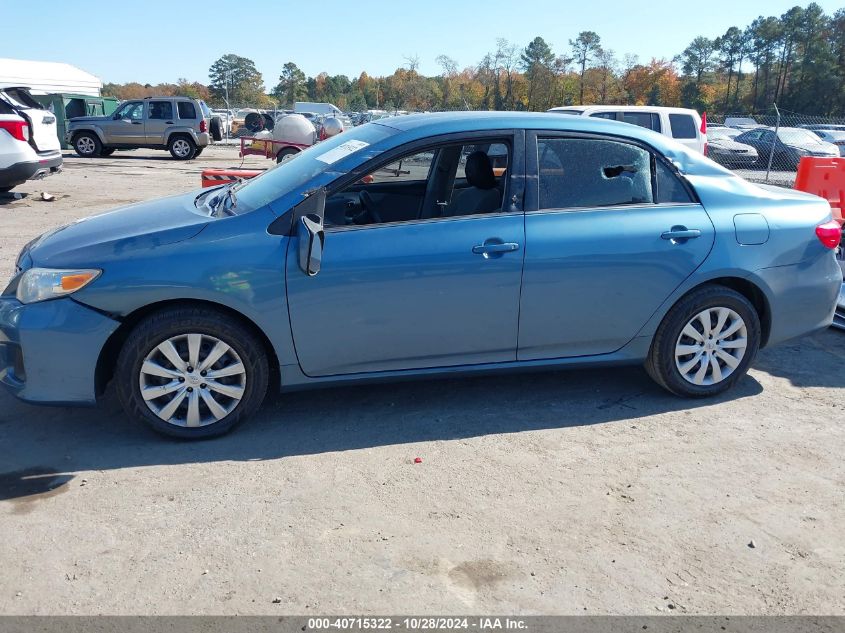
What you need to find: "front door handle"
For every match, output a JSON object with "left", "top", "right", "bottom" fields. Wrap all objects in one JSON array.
[
  {"left": 472, "top": 240, "right": 520, "bottom": 257},
  {"left": 661, "top": 227, "right": 701, "bottom": 242}
]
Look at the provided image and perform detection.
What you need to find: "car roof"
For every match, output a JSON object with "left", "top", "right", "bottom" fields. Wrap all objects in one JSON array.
[{"left": 548, "top": 105, "right": 699, "bottom": 115}]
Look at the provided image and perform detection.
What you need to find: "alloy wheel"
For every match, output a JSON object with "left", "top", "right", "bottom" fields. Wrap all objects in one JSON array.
[
  {"left": 172, "top": 139, "right": 191, "bottom": 158},
  {"left": 138, "top": 333, "right": 246, "bottom": 427},
  {"left": 77, "top": 137, "right": 96, "bottom": 154},
  {"left": 674, "top": 307, "right": 748, "bottom": 386}
]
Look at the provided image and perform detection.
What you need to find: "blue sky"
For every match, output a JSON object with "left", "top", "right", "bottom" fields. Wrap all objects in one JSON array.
[{"left": 4, "top": 1, "right": 842, "bottom": 87}]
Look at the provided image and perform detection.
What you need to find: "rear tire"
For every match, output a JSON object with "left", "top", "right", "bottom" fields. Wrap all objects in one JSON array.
[
  {"left": 193, "top": 147, "right": 204, "bottom": 157},
  {"left": 168, "top": 135, "right": 196, "bottom": 160},
  {"left": 73, "top": 133, "right": 101, "bottom": 157},
  {"left": 115, "top": 306, "right": 269, "bottom": 439},
  {"left": 645, "top": 285, "right": 760, "bottom": 398},
  {"left": 0, "top": 185, "right": 14, "bottom": 193},
  {"left": 99, "top": 148, "right": 115, "bottom": 157}
]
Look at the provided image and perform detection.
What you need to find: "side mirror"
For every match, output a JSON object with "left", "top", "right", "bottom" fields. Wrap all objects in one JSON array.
[
  {"left": 297, "top": 214, "right": 324, "bottom": 276},
  {"left": 113, "top": 113, "right": 122, "bottom": 120}
]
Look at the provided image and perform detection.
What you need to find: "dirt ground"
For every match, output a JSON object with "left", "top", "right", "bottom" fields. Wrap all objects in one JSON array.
[{"left": 0, "top": 147, "right": 843, "bottom": 615}]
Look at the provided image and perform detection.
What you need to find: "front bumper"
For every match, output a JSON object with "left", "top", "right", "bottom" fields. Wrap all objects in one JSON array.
[
  {"left": 0, "top": 296, "right": 120, "bottom": 405},
  {"left": 0, "top": 152, "right": 63, "bottom": 188}
]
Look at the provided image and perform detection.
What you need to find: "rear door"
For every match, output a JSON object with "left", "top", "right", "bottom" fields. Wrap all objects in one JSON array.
[
  {"left": 144, "top": 100, "right": 174, "bottom": 144},
  {"left": 518, "top": 132, "right": 715, "bottom": 360},
  {"left": 0, "top": 88, "right": 60, "bottom": 152}
]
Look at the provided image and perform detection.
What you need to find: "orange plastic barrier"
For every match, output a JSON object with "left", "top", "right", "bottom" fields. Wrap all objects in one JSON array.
[
  {"left": 794, "top": 157, "right": 845, "bottom": 224},
  {"left": 201, "top": 168, "right": 263, "bottom": 188}
]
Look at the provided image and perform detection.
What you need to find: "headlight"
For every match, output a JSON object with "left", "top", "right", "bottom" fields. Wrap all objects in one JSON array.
[{"left": 16, "top": 268, "right": 101, "bottom": 304}]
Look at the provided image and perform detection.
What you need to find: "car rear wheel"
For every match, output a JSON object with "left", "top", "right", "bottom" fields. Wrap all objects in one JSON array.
[
  {"left": 193, "top": 147, "right": 204, "bottom": 157},
  {"left": 645, "top": 285, "right": 761, "bottom": 397},
  {"left": 276, "top": 147, "right": 299, "bottom": 163},
  {"left": 168, "top": 135, "right": 196, "bottom": 160},
  {"left": 73, "top": 133, "right": 101, "bottom": 157},
  {"left": 116, "top": 306, "right": 269, "bottom": 438}
]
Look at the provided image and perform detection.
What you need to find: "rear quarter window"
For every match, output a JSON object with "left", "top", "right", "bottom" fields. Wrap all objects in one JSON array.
[
  {"left": 177, "top": 102, "right": 196, "bottom": 119},
  {"left": 669, "top": 114, "right": 698, "bottom": 139}
]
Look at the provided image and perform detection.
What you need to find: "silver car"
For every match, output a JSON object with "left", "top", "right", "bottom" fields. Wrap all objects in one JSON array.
[{"left": 66, "top": 96, "right": 211, "bottom": 160}]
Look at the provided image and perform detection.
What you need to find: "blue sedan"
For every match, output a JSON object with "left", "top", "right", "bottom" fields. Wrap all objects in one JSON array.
[{"left": 1, "top": 112, "right": 842, "bottom": 438}]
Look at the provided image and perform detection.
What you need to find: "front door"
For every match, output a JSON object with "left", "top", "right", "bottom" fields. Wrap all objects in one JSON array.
[
  {"left": 286, "top": 135, "right": 525, "bottom": 377},
  {"left": 105, "top": 100, "right": 145, "bottom": 144},
  {"left": 517, "top": 133, "right": 715, "bottom": 360}
]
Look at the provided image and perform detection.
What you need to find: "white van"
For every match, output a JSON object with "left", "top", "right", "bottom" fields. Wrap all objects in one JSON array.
[{"left": 548, "top": 105, "right": 707, "bottom": 155}]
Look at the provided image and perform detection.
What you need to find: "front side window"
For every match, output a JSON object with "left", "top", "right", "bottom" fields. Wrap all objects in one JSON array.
[
  {"left": 669, "top": 114, "right": 697, "bottom": 139},
  {"left": 148, "top": 100, "right": 173, "bottom": 120},
  {"left": 538, "top": 138, "right": 653, "bottom": 209},
  {"left": 115, "top": 101, "right": 144, "bottom": 121},
  {"left": 324, "top": 139, "right": 511, "bottom": 228}
]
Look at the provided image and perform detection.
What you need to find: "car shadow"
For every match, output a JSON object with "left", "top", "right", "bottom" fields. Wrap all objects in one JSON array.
[
  {"left": 754, "top": 327, "right": 845, "bottom": 389},
  {"left": 0, "top": 363, "right": 765, "bottom": 502}
]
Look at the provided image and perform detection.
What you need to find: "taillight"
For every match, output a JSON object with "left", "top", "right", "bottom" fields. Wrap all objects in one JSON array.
[
  {"left": 703, "top": 142, "right": 709, "bottom": 157},
  {"left": 815, "top": 220, "right": 843, "bottom": 249},
  {"left": 0, "top": 120, "right": 30, "bottom": 142},
  {"left": 199, "top": 119, "right": 207, "bottom": 133}
]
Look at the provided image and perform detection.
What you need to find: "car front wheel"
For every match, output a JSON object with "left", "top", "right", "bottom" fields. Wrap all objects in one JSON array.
[
  {"left": 116, "top": 306, "right": 269, "bottom": 438},
  {"left": 73, "top": 133, "right": 101, "bottom": 157},
  {"left": 646, "top": 285, "right": 761, "bottom": 397}
]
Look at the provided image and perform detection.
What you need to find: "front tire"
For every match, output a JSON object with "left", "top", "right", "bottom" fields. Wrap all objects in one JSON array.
[
  {"left": 73, "top": 133, "right": 101, "bottom": 157},
  {"left": 168, "top": 135, "right": 197, "bottom": 160},
  {"left": 99, "top": 148, "right": 115, "bottom": 157},
  {"left": 116, "top": 306, "right": 269, "bottom": 439},
  {"left": 646, "top": 285, "right": 761, "bottom": 398}
]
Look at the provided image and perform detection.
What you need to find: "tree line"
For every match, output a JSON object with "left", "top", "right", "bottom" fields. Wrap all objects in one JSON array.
[{"left": 102, "top": 3, "right": 845, "bottom": 117}]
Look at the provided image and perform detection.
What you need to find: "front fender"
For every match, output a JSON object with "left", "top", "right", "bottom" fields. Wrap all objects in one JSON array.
[{"left": 67, "top": 125, "right": 107, "bottom": 144}]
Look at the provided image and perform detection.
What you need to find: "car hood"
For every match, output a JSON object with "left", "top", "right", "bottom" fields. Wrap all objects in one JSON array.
[
  {"left": 25, "top": 191, "right": 212, "bottom": 268},
  {"left": 67, "top": 115, "right": 112, "bottom": 124}
]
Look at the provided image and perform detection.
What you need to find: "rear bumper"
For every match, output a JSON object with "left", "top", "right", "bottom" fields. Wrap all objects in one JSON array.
[
  {"left": 0, "top": 153, "right": 62, "bottom": 188},
  {"left": 754, "top": 253, "right": 842, "bottom": 345},
  {"left": 833, "top": 283, "right": 845, "bottom": 330},
  {"left": 0, "top": 296, "right": 120, "bottom": 405}
]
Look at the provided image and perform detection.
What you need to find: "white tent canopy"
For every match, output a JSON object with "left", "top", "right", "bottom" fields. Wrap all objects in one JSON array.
[{"left": 0, "top": 58, "right": 102, "bottom": 97}]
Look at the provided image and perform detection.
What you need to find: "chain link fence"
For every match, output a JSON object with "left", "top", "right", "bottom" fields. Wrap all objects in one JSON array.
[{"left": 708, "top": 110, "right": 845, "bottom": 187}]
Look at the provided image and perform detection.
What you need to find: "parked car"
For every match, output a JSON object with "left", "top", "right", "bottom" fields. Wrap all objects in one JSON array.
[
  {"left": 548, "top": 105, "right": 706, "bottom": 154},
  {"left": 734, "top": 126, "right": 839, "bottom": 170},
  {"left": 66, "top": 96, "right": 211, "bottom": 160},
  {"left": 706, "top": 127, "right": 759, "bottom": 167},
  {"left": 809, "top": 129, "right": 845, "bottom": 156},
  {"left": 1, "top": 112, "right": 841, "bottom": 438},
  {"left": 0, "top": 86, "right": 62, "bottom": 192}
]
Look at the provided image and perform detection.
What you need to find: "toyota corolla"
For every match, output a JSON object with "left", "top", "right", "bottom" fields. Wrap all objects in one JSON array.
[{"left": 0, "top": 112, "right": 841, "bottom": 438}]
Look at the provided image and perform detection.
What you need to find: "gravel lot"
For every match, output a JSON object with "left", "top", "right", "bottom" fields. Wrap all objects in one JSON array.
[{"left": 0, "top": 147, "right": 843, "bottom": 615}]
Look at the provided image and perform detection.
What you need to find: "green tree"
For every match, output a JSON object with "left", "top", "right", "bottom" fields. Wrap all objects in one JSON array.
[
  {"left": 208, "top": 54, "right": 265, "bottom": 106},
  {"left": 570, "top": 31, "right": 602, "bottom": 104},
  {"left": 272, "top": 62, "right": 307, "bottom": 108},
  {"left": 520, "top": 36, "right": 555, "bottom": 110}
]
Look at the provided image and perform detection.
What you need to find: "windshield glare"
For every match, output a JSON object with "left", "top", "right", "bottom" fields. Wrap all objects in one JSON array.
[
  {"left": 232, "top": 123, "right": 396, "bottom": 213},
  {"left": 779, "top": 128, "right": 826, "bottom": 146}
]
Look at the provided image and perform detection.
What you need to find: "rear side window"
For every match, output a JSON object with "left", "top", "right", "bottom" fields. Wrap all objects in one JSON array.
[
  {"left": 655, "top": 161, "right": 694, "bottom": 203},
  {"left": 669, "top": 114, "right": 697, "bottom": 139},
  {"left": 590, "top": 111, "right": 618, "bottom": 120},
  {"left": 177, "top": 102, "right": 196, "bottom": 119},
  {"left": 622, "top": 112, "right": 661, "bottom": 132},
  {"left": 537, "top": 138, "right": 653, "bottom": 209}
]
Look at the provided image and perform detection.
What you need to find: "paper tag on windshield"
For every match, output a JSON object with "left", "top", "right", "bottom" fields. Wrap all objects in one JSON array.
[{"left": 315, "top": 140, "right": 370, "bottom": 164}]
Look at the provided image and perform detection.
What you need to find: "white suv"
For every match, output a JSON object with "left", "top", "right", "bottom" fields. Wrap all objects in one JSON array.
[
  {"left": 548, "top": 105, "right": 707, "bottom": 155},
  {"left": 0, "top": 86, "right": 62, "bottom": 192}
]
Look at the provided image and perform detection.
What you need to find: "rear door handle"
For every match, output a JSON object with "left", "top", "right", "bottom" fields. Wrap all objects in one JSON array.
[
  {"left": 472, "top": 241, "right": 520, "bottom": 256},
  {"left": 661, "top": 227, "right": 701, "bottom": 241}
]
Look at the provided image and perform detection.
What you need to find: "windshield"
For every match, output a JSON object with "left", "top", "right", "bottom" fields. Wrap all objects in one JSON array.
[
  {"left": 778, "top": 128, "right": 827, "bottom": 146},
  {"left": 232, "top": 123, "right": 397, "bottom": 213}
]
